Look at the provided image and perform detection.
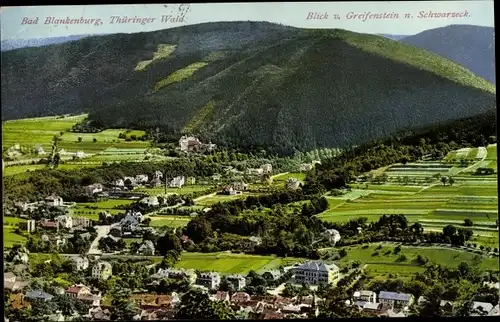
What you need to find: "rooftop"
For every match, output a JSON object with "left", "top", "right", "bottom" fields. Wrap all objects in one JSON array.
[{"left": 379, "top": 291, "right": 412, "bottom": 301}]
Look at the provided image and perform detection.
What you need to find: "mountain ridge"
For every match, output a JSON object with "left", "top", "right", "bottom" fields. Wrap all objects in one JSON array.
[{"left": 1, "top": 21, "right": 496, "bottom": 154}]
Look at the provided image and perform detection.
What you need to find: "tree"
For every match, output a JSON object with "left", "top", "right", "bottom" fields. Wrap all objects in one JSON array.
[
  {"left": 78, "top": 137, "right": 82, "bottom": 143},
  {"left": 414, "top": 284, "right": 446, "bottom": 317},
  {"left": 448, "top": 177, "right": 455, "bottom": 186},
  {"left": 93, "top": 138, "right": 97, "bottom": 143},
  {"left": 441, "top": 176, "right": 448, "bottom": 186},
  {"left": 175, "top": 289, "right": 235, "bottom": 320},
  {"left": 185, "top": 217, "right": 213, "bottom": 243},
  {"left": 156, "top": 233, "right": 182, "bottom": 256},
  {"left": 443, "top": 225, "right": 457, "bottom": 238},
  {"left": 463, "top": 219, "right": 473, "bottom": 227},
  {"left": 111, "top": 297, "right": 139, "bottom": 320}
]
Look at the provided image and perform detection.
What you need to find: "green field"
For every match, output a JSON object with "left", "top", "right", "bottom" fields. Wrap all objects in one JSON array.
[
  {"left": 3, "top": 217, "right": 28, "bottom": 248},
  {"left": 272, "top": 172, "right": 306, "bottom": 182},
  {"left": 70, "top": 199, "right": 134, "bottom": 219},
  {"left": 334, "top": 244, "right": 498, "bottom": 278},
  {"left": 175, "top": 252, "right": 304, "bottom": 275},
  {"left": 195, "top": 194, "right": 259, "bottom": 206},
  {"left": 148, "top": 215, "right": 191, "bottom": 228},
  {"left": 2, "top": 115, "right": 87, "bottom": 152}
]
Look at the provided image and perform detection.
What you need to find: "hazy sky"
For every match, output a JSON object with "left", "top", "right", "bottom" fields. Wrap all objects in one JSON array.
[{"left": 0, "top": 1, "right": 495, "bottom": 40}]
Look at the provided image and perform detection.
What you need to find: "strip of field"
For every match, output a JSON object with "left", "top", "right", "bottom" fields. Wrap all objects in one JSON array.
[
  {"left": 135, "top": 185, "right": 211, "bottom": 196},
  {"left": 148, "top": 215, "right": 191, "bottom": 228},
  {"left": 70, "top": 199, "right": 134, "bottom": 219},
  {"left": 272, "top": 172, "right": 306, "bottom": 182},
  {"left": 175, "top": 252, "right": 303, "bottom": 275},
  {"left": 195, "top": 194, "right": 259, "bottom": 206},
  {"left": 485, "top": 145, "right": 497, "bottom": 161}
]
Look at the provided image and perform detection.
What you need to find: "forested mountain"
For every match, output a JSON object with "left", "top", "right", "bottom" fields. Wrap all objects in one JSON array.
[
  {"left": 1, "top": 21, "right": 496, "bottom": 154},
  {"left": 400, "top": 25, "right": 495, "bottom": 84}
]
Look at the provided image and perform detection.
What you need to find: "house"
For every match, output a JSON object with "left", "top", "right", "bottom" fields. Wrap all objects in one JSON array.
[
  {"left": 89, "top": 307, "right": 111, "bottom": 320},
  {"left": 24, "top": 290, "right": 54, "bottom": 302},
  {"left": 113, "top": 179, "right": 125, "bottom": 187},
  {"left": 359, "top": 302, "right": 384, "bottom": 315},
  {"left": 151, "top": 177, "right": 162, "bottom": 187},
  {"left": 45, "top": 195, "right": 64, "bottom": 207},
  {"left": 154, "top": 268, "right": 197, "bottom": 285},
  {"left": 249, "top": 236, "right": 262, "bottom": 245},
  {"left": 70, "top": 256, "right": 90, "bottom": 271},
  {"left": 231, "top": 292, "right": 251, "bottom": 303},
  {"left": 120, "top": 213, "right": 140, "bottom": 231},
  {"left": 85, "top": 183, "right": 103, "bottom": 195},
  {"left": 140, "top": 196, "right": 160, "bottom": 207},
  {"left": 75, "top": 151, "right": 86, "bottom": 159},
  {"left": 66, "top": 284, "right": 92, "bottom": 298},
  {"left": 34, "top": 146, "right": 46, "bottom": 156},
  {"left": 212, "top": 291, "right": 230, "bottom": 302},
  {"left": 472, "top": 301, "right": 494, "bottom": 316},
  {"left": 186, "top": 177, "right": 196, "bottom": 185},
  {"left": 135, "top": 174, "right": 149, "bottom": 184},
  {"left": 137, "top": 240, "right": 155, "bottom": 256},
  {"left": 378, "top": 291, "right": 414, "bottom": 308},
  {"left": 489, "top": 304, "right": 500, "bottom": 316},
  {"left": 262, "top": 270, "right": 282, "bottom": 282},
  {"left": 227, "top": 275, "right": 247, "bottom": 291},
  {"left": 72, "top": 217, "right": 91, "bottom": 229},
  {"left": 12, "top": 252, "right": 29, "bottom": 265},
  {"left": 195, "top": 272, "right": 221, "bottom": 290},
  {"left": 286, "top": 178, "right": 300, "bottom": 191},
  {"left": 92, "top": 261, "right": 113, "bottom": 280},
  {"left": 324, "top": 229, "right": 341, "bottom": 245},
  {"left": 3, "top": 273, "right": 29, "bottom": 292},
  {"left": 299, "top": 163, "right": 313, "bottom": 172},
  {"left": 354, "top": 290, "right": 377, "bottom": 303},
  {"left": 153, "top": 171, "right": 163, "bottom": 180},
  {"left": 130, "top": 293, "right": 174, "bottom": 308},
  {"left": 55, "top": 215, "right": 73, "bottom": 229},
  {"left": 39, "top": 219, "right": 58, "bottom": 230},
  {"left": 233, "top": 181, "right": 248, "bottom": 191},
  {"left": 294, "top": 261, "right": 339, "bottom": 285},
  {"left": 179, "top": 136, "right": 202, "bottom": 152},
  {"left": 169, "top": 176, "right": 185, "bottom": 188},
  {"left": 9, "top": 293, "right": 31, "bottom": 310},
  {"left": 261, "top": 164, "right": 273, "bottom": 174}
]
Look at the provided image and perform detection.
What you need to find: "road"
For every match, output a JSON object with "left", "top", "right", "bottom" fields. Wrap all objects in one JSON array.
[{"left": 87, "top": 225, "right": 111, "bottom": 255}]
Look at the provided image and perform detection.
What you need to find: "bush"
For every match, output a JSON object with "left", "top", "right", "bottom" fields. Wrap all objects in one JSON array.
[
  {"left": 372, "top": 251, "right": 379, "bottom": 257},
  {"left": 361, "top": 245, "right": 369, "bottom": 249}
]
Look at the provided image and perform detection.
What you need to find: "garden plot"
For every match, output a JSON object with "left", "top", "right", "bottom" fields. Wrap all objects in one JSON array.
[{"left": 455, "top": 147, "right": 471, "bottom": 159}]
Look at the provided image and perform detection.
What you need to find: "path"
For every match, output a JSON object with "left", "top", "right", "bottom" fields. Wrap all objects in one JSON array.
[
  {"left": 270, "top": 172, "right": 289, "bottom": 180},
  {"left": 194, "top": 192, "right": 217, "bottom": 203},
  {"left": 87, "top": 225, "right": 111, "bottom": 255}
]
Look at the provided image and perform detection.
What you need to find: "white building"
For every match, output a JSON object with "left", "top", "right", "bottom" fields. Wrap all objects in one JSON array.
[
  {"left": 354, "top": 290, "right": 377, "bottom": 303},
  {"left": 45, "top": 195, "right": 64, "bottom": 207},
  {"left": 55, "top": 215, "right": 73, "bottom": 229},
  {"left": 70, "top": 256, "right": 90, "bottom": 271},
  {"left": 137, "top": 240, "right": 155, "bottom": 256},
  {"left": 294, "top": 261, "right": 339, "bottom": 285},
  {"left": 378, "top": 291, "right": 414, "bottom": 308},
  {"left": 286, "top": 178, "right": 301, "bottom": 190},
  {"left": 140, "top": 196, "right": 159, "bottom": 207},
  {"left": 113, "top": 179, "right": 125, "bottom": 187},
  {"left": 196, "top": 272, "right": 221, "bottom": 290},
  {"left": 92, "top": 261, "right": 113, "bottom": 280},
  {"left": 169, "top": 176, "right": 185, "bottom": 188},
  {"left": 85, "top": 184, "right": 103, "bottom": 195},
  {"left": 226, "top": 275, "right": 246, "bottom": 291},
  {"left": 260, "top": 164, "right": 272, "bottom": 174},
  {"left": 135, "top": 174, "right": 149, "bottom": 184},
  {"left": 35, "top": 146, "right": 46, "bottom": 156},
  {"left": 75, "top": 151, "right": 86, "bottom": 159},
  {"left": 179, "top": 136, "right": 201, "bottom": 153},
  {"left": 120, "top": 214, "right": 140, "bottom": 231},
  {"left": 299, "top": 163, "right": 313, "bottom": 172}
]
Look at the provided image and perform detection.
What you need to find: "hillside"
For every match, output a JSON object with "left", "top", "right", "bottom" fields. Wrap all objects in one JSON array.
[
  {"left": 375, "top": 33, "right": 409, "bottom": 41},
  {"left": 400, "top": 24, "right": 495, "bottom": 84},
  {"left": 1, "top": 22, "right": 496, "bottom": 154}
]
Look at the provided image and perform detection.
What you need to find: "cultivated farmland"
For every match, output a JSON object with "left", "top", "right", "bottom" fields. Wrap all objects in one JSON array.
[{"left": 318, "top": 146, "right": 498, "bottom": 248}]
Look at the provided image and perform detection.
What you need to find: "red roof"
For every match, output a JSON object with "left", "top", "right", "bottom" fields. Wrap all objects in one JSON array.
[
  {"left": 67, "top": 285, "right": 86, "bottom": 294},
  {"left": 264, "top": 312, "right": 284, "bottom": 319},
  {"left": 39, "top": 220, "right": 57, "bottom": 228},
  {"left": 215, "top": 291, "right": 229, "bottom": 301}
]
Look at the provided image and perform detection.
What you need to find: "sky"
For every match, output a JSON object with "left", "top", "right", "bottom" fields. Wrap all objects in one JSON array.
[{"left": 0, "top": 1, "right": 495, "bottom": 40}]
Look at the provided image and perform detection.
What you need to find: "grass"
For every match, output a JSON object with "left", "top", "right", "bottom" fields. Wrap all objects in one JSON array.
[
  {"left": 135, "top": 44, "right": 177, "bottom": 71},
  {"left": 335, "top": 244, "right": 498, "bottom": 277},
  {"left": 3, "top": 164, "right": 48, "bottom": 176},
  {"left": 148, "top": 216, "right": 191, "bottom": 228},
  {"left": 153, "top": 62, "right": 209, "bottom": 92},
  {"left": 175, "top": 252, "right": 303, "bottom": 275},
  {"left": 70, "top": 199, "right": 134, "bottom": 219},
  {"left": 486, "top": 145, "right": 497, "bottom": 161},
  {"left": 272, "top": 172, "right": 307, "bottom": 182},
  {"left": 3, "top": 227, "right": 27, "bottom": 248},
  {"left": 2, "top": 114, "right": 87, "bottom": 152},
  {"left": 196, "top": 194, "right": 254, "bottom": 206}
]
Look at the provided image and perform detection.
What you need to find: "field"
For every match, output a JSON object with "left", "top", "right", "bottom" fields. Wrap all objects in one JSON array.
[
  {"left": 195, "top": 193, "right": 257, "bottom": 206},
  {"left": 334, "top": 244, "right": 498, "bottom": 279},
  {"left": 69, "top": 199, "right": 135, "bottom": 220},
  {"left": 318, "top": 146, "right": 498, "bottom": 248},
  {"left": 3, "top": 217, "right": 28, "bottom": 248},
  {"left": 272, "top": 172, "right": 306, "bottom": 183},
  {"left": 175, "top": 252, "right": 304, "bottom": 275},
  {"left": 148, "top": 215, "right": 191, "bottom": 228}
]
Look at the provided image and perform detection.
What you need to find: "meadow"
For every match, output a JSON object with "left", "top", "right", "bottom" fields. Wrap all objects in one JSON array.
[
  {"left": 334, "top": 244, "right": 498, "bottom": 279},
  {"left": 175, "top": 252, "right": 304, "bottom": 275},
  {"left": 3, "top": 217, "right": 28, "bottom": 248},
  {"left": 135, "top": 185, "right": 212, "bottom": 196},
  {"left": 69, "top": 199, "right": 135, "bottom": 220},
  {"left": 195, "top": 193, "right": 257, "bottom": 206},
  {"left": 148, "top": 215, "right": 192, "bottom": 228}
]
